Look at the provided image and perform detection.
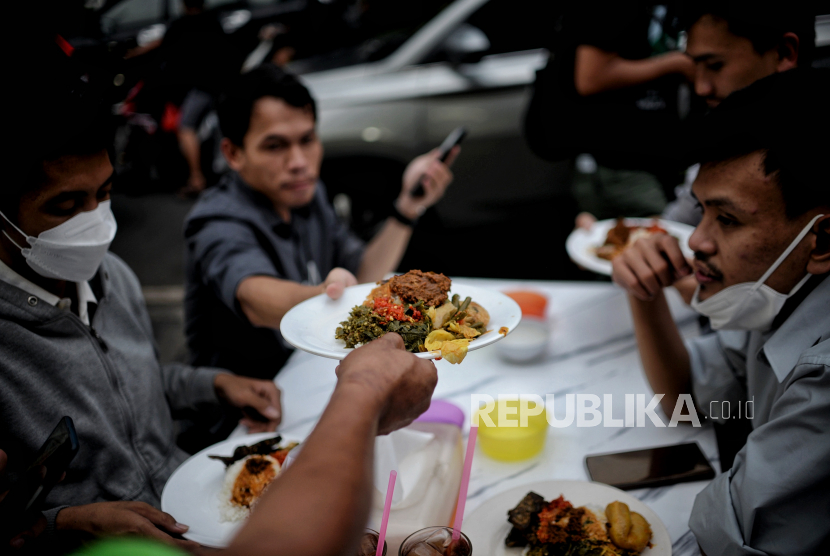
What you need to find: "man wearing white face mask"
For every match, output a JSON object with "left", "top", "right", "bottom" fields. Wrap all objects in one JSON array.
[
  {"left": 611, "top": 68, "right": 830, "bottom": 554},
  {"left": 0, "top": 45, "right": 283, "bottom": 553}
]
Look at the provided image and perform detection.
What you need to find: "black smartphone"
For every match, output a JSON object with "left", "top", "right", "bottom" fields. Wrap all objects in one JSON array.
[
  {"left": 410, "top": 126, "right": 467, "bottom": 198},
  {"left": 0, "top": 417, "right": 79, "bottom": 536},
  {"left": 585, "top": 442, "right": 715, "bottom": 490}
]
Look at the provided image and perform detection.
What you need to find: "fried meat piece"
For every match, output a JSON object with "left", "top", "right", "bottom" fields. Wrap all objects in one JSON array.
[
  {"left": 605, "top": 218, "right": 631, "bottom": 247},
  {"left": 388, "top": 270, "right": 451, "bottom": 307},
  {"left": 507, "top": 491, "right": 546, "bottom": 531},
  {"left": 230, "top": 455, "right": 279, "bottom": 508}
]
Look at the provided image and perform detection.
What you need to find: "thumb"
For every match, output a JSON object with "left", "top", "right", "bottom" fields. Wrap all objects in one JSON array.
[
  {"left": 244, "top": 390, "right": 281, "bottom": 420},
  {"left": 326, "top": 281, "right": 345, "bottom": 300}
]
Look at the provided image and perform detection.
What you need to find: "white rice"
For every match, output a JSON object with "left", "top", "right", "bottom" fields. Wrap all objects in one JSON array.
[{"left": 218, "top": 455, "right": 280, "bottom": 523}]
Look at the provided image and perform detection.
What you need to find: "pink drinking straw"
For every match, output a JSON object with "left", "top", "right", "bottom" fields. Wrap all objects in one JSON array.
[
  {"left": 451, "top": 425, "right": 478, "bottom": 540},
  {"left": 377, "top": 470, "right": 397, "bottom": 556}
]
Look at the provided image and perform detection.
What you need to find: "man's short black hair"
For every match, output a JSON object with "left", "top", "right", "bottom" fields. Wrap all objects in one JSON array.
[
  {"left": 690, "top": 68, "right": 830, "bottom": 219},
  {"left": 681, "top": 0, "right": 816, "bottom": 65},
  {"left": 2, "top": 41, "right": 112, "bottom": 216},
  {"left": 217, "top": 64, "right": 317, "bottom": 147}
]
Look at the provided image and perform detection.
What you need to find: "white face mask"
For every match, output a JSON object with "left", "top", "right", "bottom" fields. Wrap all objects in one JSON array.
[
  {"left": 1, "top": 200, "right": 117, "bottom": 282},
  {"left": 691, "top": 214, "right": 824, "bottom": 331}
]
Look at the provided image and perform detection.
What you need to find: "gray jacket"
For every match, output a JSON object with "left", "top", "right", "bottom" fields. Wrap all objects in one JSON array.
[{"left": 0, "top": 253, "right": 223, "bottom": 530}]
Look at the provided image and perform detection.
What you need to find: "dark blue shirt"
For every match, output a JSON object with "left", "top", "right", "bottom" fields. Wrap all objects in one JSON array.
[{"left": 184, "top": 172, "right": 365, "bottom": 379}]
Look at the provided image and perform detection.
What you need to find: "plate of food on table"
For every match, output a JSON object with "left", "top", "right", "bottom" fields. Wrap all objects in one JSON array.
[
  {"left": 463, "top": 480, "right": 671, "bottom": 556},
  {"left": 566, "top": 218, "right": 694, "bottom": 276},
  {"left": 280, "top": 270, "right": 522, "bottom": 364},
  {"left": 161, "top": 433, "right": 299, "bottom": 547}
]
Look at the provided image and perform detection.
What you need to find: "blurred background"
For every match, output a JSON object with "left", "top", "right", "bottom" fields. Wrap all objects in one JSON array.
[{"left": 33, "top": 0, "right": 830, "bottom": 361}]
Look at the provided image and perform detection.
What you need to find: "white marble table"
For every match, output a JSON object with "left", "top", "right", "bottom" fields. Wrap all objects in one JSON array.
[{"left": 266, "top": 279, "right": 715, "bottom": 556}]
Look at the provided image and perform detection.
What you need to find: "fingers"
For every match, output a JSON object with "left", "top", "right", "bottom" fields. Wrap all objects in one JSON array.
[
  {"left": 326, "top": 281, "right": 345, "bottom": 300},
  {"left": 443, "top": 145, "right": 461, "bottom": 167},
  {"left": 612, "top": 235, "right": 692, "bottom": 301},
  {"left": 130, "top": 503, "right": 190, "bottom": 535},
  {"left": 612, "top": 258, "right": 654, "bottom": 301},
  {"left": 378, "top": 332, "right": 405, "bottom": 350},
  {"left": 575, "top": 212, "right": 597, "bottom": 230}
]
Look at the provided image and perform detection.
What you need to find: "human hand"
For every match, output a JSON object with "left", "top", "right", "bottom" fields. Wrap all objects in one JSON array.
[
  {"left": 55, "top": 501, "right": 200, "bottom": 552},
  {"left": 666, "top": 50, "right": 696, "bottom": 82},
  {"left": 397, "top": 148, "right": 459, "bottom": 218},
  {"left": 611, "top": 233, "right": 692, "bottom": 301},
  {"left": 1, "top": 449, "right": 47, "bottom": 550},
  {"left": 214, "top": 374, "right": 282, "bottom": 432},
  {"left": 575, "top": 212, "right": 597, "bottom": 231},
  {"left": 335, "top": 333, "right": 438, "bottom": 435},
  {"left": 323, "top": 267, "right": 358, "bottom": 300}
]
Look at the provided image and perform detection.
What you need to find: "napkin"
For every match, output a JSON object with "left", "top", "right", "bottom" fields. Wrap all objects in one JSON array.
[{"left": 374, "top": 428, "right": 435, "bottom": 505}]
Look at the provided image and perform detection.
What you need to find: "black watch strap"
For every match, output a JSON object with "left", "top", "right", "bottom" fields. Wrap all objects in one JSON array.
[{"left": 391, "top": 201, "right": 420, "bottom": 227}]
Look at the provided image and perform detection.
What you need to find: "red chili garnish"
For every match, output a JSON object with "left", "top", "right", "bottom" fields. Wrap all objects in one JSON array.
[{"left": 372, "top": 297, "right": 421, "bottom": 323}]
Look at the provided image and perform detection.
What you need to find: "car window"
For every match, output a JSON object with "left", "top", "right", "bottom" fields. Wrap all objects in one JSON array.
[
  {"left": 423, "top": 0, "right": 552, "bottom": 64},
  {"left": 101, "top": 0, "right": 166, "bottom": 33},
  {"left": 464, "top": 0, "right": 551, "bottom": 54}
]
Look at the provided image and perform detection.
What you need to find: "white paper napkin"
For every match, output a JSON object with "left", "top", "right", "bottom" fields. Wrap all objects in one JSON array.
[{"left": 374, "top": 428, "right": 435, "bottom": 504}]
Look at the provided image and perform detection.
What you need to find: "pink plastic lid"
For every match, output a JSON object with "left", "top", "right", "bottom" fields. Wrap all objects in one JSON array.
[{"left": 414, "top": 399, "right": 464, "bottom": 428}]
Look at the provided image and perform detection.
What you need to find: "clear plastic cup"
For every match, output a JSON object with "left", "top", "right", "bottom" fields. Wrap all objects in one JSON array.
[
  {"left": 398, "top": 526, "right": 472, "bottom": 556},
  {"left": 358, "top": 528, "right": 387, "bottom": 556}
]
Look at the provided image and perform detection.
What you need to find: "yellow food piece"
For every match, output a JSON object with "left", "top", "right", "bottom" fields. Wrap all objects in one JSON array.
[
  {"left": 432, "top": 302, "right": 457, "bottom": 330},
  {"left": 425, "top": 330, "right": 455, "bottom": 351},
  {"left": 605, "top": 501, "right": 652, "bottom": 552},
  {"left": 441, "top": 339, "right": 469, "bottom": 364},
  {"left": 465, "top": 302, "right": 490, "bottom": 328},
  {"left": 448, "top": 321, "right": 481, "bottom": 339}
]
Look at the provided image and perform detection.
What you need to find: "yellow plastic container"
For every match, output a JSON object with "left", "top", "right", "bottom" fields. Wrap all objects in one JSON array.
[{"left": 475, "top": 398, "right": 548, "bottom": 461}]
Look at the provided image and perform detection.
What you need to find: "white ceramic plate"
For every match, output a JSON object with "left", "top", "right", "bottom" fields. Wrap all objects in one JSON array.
[
  {"left": 463, "top": 480, "right": 671, "bottom": 555},
  {"left": 161, "top": 432, "right": 295, "bottom": 548},
  {"left": 566, "top": 218, "right": 695, "bottom": 276},
  {"left": 280, "top": 282, "right": 522, "bottom": 360}
]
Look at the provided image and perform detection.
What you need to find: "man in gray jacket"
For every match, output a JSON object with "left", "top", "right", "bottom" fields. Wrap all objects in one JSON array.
[{"left": 1, "top": 52, "right": 280, "bottom": 552}]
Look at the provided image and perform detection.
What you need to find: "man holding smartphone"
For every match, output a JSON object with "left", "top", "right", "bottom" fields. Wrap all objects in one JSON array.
[
  {"left": 611, "top": 69, "right": 830, "bottom": 554},
  {"left": 183, "top": 63, "right": 459, "bottom": 381},
  {"left": 0, "top": 43, "right": 283, "bottom": 552}
]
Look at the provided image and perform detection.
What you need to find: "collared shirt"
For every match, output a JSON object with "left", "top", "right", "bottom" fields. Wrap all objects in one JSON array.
[
  {"left": 183, "top": 172, "right": 366, "bottom": 379},
  {"left": 0, "top": 258, "right": 97, "bottom": 325},
  {"left": 686, "top": 274, "right": 830, "bottom": 555}
]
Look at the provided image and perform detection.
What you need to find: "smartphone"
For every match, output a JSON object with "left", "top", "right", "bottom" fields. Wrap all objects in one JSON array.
[
  {"left": 0, "top": 417, "right": 79, "bottom": 536},
  {"left": 585, "top": 442, "right": 715, "bottom": 490},
  {"left": 410, "top": 126, "right": 467, "bottom": 198}
]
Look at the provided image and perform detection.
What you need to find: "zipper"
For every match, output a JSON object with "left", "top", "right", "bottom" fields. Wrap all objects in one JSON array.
[{"left": 89, "top": 325, "right": 108, "bottom": 352}]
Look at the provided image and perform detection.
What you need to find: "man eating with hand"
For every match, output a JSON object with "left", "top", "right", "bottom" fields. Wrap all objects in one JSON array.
[{"left": 611, "top": 68, "right": 830, "bottom": 554}]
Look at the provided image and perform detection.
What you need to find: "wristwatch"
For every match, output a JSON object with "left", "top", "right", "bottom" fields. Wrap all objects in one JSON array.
[{"left": 391, "top": 200, "right": 423, "bottom": 227}]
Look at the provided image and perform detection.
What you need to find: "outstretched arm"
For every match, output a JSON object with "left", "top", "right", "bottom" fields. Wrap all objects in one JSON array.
[{"left": 575, "top": 45, "right": 694, "bottom": 96}]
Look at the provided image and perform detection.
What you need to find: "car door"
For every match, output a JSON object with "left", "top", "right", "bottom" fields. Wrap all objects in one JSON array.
[{"left": 412, "top": 0, "right": 566, "bottom": 228}]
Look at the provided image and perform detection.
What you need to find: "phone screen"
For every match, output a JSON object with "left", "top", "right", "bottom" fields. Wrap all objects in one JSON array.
[
  {"left": 585, "top": 442, "right": 715, "bottom": 490},
  {"left": 0, "top": 416, "right": 79, "bottom": 534}
]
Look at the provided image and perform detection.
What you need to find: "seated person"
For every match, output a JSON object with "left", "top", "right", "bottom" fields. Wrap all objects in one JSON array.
[
  {"left": 184, "top": 64, "right": 457, "bottom": 379},
  {"left": 0, "top": 55, "right": 280, "bottom": 553},
  {"left": 577, "top": 0, "right": 814, "bottom": 305},
  {"left": 3, "top": 333, "right": 439, "bottom": 555},
  {"left": 611, "top": 68, "right": 830, "bottom": 553}
]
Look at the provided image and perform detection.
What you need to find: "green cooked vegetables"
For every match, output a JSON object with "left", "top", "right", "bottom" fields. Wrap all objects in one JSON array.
[{"left": 335, "top": 301, "right": 432, "bottom": 353}]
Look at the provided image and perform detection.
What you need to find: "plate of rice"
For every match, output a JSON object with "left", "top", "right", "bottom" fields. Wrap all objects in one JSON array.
[{"left": 161, "top": 432, "right": 299, "bottom": 547}]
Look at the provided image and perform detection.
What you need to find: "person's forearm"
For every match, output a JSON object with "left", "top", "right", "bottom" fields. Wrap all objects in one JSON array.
[
  {"left": 226, "top": 382, "right": 381, "bottom": 556},
  {"left": 628, "top": 291, "right": 691, "bottom": 415},
  {"left": 237, "top": 276, "right": 324, "bottom": 328},
  {"left": 178, "top": 129, "right": 202, "bottom": 177},
  {"left": 357, "top": 218, "right": 413, "bottom": 283},
  {"left": 575, "top": 46, "right": 688, "bottom": 96}
]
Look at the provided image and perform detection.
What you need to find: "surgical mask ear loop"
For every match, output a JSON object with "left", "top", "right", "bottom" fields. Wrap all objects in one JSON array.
[
  {"left": 0, "top": 210, "right": 29, "bottom": 251},
  {"left": 750, "top": 213, "right": 825, "bottom": 294}
]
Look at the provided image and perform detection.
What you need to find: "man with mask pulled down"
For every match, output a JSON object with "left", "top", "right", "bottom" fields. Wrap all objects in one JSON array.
[
  {"left": 611, "top": 68, "right": 830, "bottom": 554},
  {"left": 0, "top": 50, "right": 281, "bottom": 552}
]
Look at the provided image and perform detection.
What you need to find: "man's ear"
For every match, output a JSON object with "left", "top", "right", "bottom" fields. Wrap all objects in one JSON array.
[
  {"left": 776, "top": 33, "right": 799, "bottom": 72},
  {"left": 807, "top": 214, "right": 830, "bottom": 276},
  {"left": 221, "top": 137, "right": 244, "bottom": 172}
]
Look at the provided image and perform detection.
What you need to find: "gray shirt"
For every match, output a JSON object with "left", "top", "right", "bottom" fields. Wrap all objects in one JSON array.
[
  {"left": 0, "top": 254, "right": 223, "bottom": 535},
  {"left": 686, "top": 274, "right": 830, "bottom": 555},
  {"left": 184, "top": 172, "right": 365, "bottom": 379}
]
